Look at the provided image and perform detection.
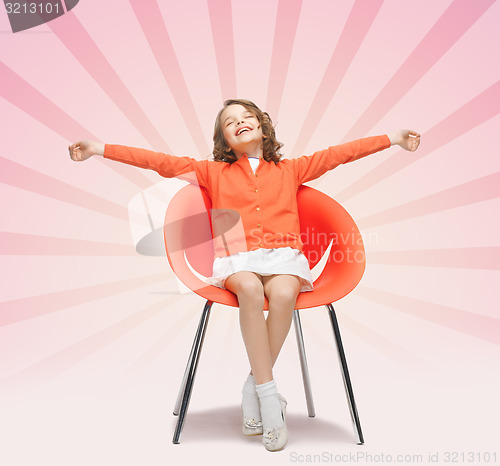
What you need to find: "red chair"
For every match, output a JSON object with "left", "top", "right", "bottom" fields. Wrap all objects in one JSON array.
[{"left": 164, "top": 184, "right": 366, "bottom": 445}]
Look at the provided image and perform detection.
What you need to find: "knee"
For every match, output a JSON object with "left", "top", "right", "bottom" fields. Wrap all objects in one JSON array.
[
  {"left": 268, "top": 286, "right": 299, "bottom": 310},
  {"left": 235, "top": 280, "right": 265, "bottom": 306}
]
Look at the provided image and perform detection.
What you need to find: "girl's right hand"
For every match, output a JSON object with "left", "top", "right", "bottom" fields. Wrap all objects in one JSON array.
[{"left": 68, "top": 140, "right": 104, "bottom": 161}]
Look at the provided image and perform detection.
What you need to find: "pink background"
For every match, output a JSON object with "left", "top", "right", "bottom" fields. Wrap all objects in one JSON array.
[{"left": 1, "top": 1, "right": 499, "bottom": 464}]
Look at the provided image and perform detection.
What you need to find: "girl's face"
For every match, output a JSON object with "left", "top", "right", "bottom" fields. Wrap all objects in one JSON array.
[{"left": 220, "top": 104, "right": 264, "bottom": 158}]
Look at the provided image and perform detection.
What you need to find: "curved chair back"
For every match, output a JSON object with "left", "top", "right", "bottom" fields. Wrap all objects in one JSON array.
[{"left": 164, "top": 184, "right": 365, "bottom": 309}]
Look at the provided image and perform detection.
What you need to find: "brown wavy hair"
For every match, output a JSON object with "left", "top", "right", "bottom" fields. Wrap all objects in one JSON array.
[{"left": 212, "top": 99, "right": 283, "bottom": 164}]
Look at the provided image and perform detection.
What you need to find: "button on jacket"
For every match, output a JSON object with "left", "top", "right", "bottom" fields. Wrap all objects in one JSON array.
[{"left": 104, "top": 135, "right": 391, "bottom": 258}]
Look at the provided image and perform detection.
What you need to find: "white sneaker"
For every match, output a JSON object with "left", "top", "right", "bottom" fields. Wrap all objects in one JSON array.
[{"left": 263, "top": 394, "right": 288, "bottom": 452}]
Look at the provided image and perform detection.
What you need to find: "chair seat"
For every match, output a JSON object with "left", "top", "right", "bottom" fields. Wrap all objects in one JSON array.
[{"left": 164, "top": 184, "right": 366, "bottom": 310}]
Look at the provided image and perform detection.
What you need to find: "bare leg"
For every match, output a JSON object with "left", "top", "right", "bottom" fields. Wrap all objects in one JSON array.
[
  {"left": 226, "top": 272, "right": 299, "bottom": 450},
  {"left": 224, "top": 271, "right": 273, "bottom": 385},
  {"left": 262, "top": 274, "right": 301, "bottom": 366}
]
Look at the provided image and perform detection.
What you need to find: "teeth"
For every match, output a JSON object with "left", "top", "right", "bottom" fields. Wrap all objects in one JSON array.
[{"left": 237, "top": 128, "right": 250, "bottom": 135}]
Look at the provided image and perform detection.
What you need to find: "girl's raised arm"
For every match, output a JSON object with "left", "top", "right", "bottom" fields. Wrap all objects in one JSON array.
[
  {"left": 68, "top": 140, "right": 104, "bottom": 162},
  {"left": 292, "top": 129, "right": 420, "bottom": 185},
  {"left": 68, "top": 141, "right": 211, "bottom": 189}
]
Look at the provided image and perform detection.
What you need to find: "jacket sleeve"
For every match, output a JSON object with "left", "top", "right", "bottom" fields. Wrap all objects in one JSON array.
[
  {"left": 103, "top": 144, "right": 211, "bottom": 188},
  {"left": 292, "top": 135, "right": 391, "bottom": 185}
]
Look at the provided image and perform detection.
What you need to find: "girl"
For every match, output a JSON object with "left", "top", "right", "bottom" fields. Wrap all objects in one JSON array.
[{"left": 69, "top": 99, "right": 420, "bottom": 451}]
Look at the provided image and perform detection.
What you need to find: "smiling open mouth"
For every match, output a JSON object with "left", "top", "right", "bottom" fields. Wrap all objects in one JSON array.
[{"left": 236, "top": 127, "right": 252, "bottom": 136}]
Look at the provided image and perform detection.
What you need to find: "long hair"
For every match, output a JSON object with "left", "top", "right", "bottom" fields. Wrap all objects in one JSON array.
[{"left": 212, "top": 99, "right": 283, "bottom": 164}]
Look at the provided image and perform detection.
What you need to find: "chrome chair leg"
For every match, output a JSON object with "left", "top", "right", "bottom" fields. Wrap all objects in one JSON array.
[
  {"left": 172, "top": 300, "right": 213, "bottom": 444},
  {"left": 293, "top": 309, "right": 316, "bottom": 417},
  {"left": 326, "top": 303, "right": 364, "bottom": 445},
  {"left": 173, "top": 328, "right": 197, "bottom": 416}
]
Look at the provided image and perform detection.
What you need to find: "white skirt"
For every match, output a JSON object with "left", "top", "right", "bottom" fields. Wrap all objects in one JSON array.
[{"left": 205, "top": 247, "right": 314, "bottom": 292}]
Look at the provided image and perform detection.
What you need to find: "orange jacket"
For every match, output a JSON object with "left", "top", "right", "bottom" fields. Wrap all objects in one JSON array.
[{"left": 104, "top": 135, "right": 391, "bottom": 258}]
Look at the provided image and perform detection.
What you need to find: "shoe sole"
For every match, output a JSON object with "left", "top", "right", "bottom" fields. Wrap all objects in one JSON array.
[{"left": 243, "top": 430, "right": 263, "bottom": 436}]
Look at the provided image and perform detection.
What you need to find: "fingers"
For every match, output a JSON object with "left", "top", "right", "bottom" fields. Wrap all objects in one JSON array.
[
  {"left": 68, "top": 145, "right": 76, "bottom": 160},
  {"left": 406, "top": 130, "right": 420, "bottom": 151},
  {"left": 68, "top": 142, "right": 82, "bottom": 161},
  {"left": 410, "top": 136, "right": 421, "bottom": 151},
  {"left": 397, "top": 130, "right": 420, "bottom": 151}
]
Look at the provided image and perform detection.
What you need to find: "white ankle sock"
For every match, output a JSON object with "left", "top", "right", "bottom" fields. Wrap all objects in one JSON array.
[
  {"left": 241, "top": 374, "right": 261, "bottom": 421},
  {"left": 256, "top": 380, "right": 284, "bottom": 430}
]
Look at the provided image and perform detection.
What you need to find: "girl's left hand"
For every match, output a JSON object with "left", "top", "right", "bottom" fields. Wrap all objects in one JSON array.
[{"left": 389, "top": 130, "right": 421, "bottom": 152}]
